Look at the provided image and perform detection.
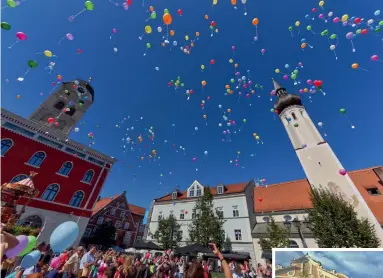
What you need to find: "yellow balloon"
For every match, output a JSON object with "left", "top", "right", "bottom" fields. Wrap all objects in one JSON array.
[
  {"left": 145, "top": 25, "right": 152, "bottom": 34},
  {"left": 295, "top": 21, "right": 300, "bottom": 27},
  {"left": 213, "top": 0, "right": 218, "bottom": 5},
  {"left": 341, "top": 14, "right": 349, "bottom": 22},
  {"left": 275, "top": 69, "right": 280, "bottom": 73},
  {"left": 44, "top": 50, "right": 53, "bottom": 58},
  {"left": 185, "top": 35, "right": 189, "bottom": 41},
  {"left": 201, "top": 65, "right": 205, "bottom": 70},
  {"left": 255, "top": 136, "right": 260, "bottom": 140},
  {"left": 318, "top": 1, "right": 324, "bottom": 7},
  {"left": 229, "top": 59, "right": 233, "bottom": 63},
  {"left": 215, "top": 28, "right": 219, "bottom": 33}
]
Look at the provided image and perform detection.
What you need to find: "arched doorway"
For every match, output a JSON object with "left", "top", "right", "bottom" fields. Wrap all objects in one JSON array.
[{"left": 19, "top": 215, "right": 43, "bottom": 229}]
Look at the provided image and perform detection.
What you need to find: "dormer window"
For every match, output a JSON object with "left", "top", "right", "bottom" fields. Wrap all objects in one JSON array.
[
  {"left": 217, "top": 185, "right": 224, "bottom": 194},
  {"left": 172, "top": 191, "right": 178, "bottom": 200},
  {"left": 189, "top": 188, "right": 195, "bottom": 197},
  {"left": 196, "top": 187, "right": 202, "bottom": 196},
  {"left": 188, "top": 181, "right": 204, "bottom": 198}
]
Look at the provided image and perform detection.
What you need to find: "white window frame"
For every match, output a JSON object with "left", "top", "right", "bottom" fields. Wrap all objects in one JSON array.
[
  {"left": 158, "top": 211, "right": 163, "bottom": 221},
  {"left": 196, "top": 187, "right": 202, "bottom": 196},
  {"left": 189, "top": 188, "right": 195, "bottom": 197},
  {"left": 124, "top": 222, "right": 130, "bottom": 230},
  {"left": 116, "top": 220, "right": 122, "bottom": 228},
  {"left": 172, "top": 191, "right": 177, "bottom": 200},
  {"left": 234, "top": 229, "right": 242, "bottom": 241},
  {"left": 217, "top": 185, "right": 224, "bottom": 194},
  {"left": 180, "top": 210, "right": 185, "bottom": 220},
  {"left": 216, "top": 207, "right": 224, "bottom": 218},
  {"left": 232, "top": 205, "right": 239, "bottom": 217}
]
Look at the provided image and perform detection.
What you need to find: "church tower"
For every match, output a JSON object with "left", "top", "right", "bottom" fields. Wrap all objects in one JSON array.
[
  {"left": 29, "top": 79, "right": 94, "bottom": 136},
  {"left": 273, "top": 79, "right": 383, "bottom": 244}
]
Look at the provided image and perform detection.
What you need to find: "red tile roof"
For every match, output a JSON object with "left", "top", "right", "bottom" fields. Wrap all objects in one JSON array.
[
  {"left": 254, "top": 167, "right": 383, "bottom": 225},
  {"left": 128, "top": 204, "right": 146, "bottom": 215},
  {"left": 155, "top": 181, "right": 250, "bottom": 202}
]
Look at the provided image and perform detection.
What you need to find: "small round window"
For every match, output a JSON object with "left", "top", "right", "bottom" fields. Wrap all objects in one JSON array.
[
  {"left": 262, "top": 216, "right": 270, "bottom": 222},
  {"left": 284, "top": 215, "right": 292, "bottom": 221}
]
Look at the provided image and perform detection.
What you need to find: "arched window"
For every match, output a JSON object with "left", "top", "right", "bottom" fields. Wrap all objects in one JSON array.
[
  {"left": 65, "top": 108, "right": 76, "bottom": 116},
  {"left": 288, "top": 240, "right": 299, "bottom": 248},
  {"left": 27, "top": 151, "right": 46, "bottom": 167},
  {"left": 54, "top": 101, "right": 66, "bottom": 110},
  {"left": 82, "top": 170, "right": 94, "bottom": 183},
  {"left": 41, "top": 184, "right": 60, "bottom": 201},
  {"left": 299, "top": 109, "right": 305, "bottom": 118},
  {"left": 69, "top": 191, "right": 84, "bottom": 207},
  {"left": 1, "top": 139, "right": 13, "bottom": 155},
  {"left": 10, "top": 174, "right": 28, "bottom": 183},
  {"left": 58, "top": 162, "right": 73, "bottom": 176},
  {"left": 291, "top": 113, "right": 297, "bottom": 120}
]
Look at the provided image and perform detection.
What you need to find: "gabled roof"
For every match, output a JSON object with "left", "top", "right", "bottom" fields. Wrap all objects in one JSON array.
[
  {"left": 253, "top": 166, "right": 383, "bottom": 225},
  {"left": 92, "top": 192, "right": 145, "bottom": 217},
  {"left": 128, "top": 204, "right": 146, "bottom": 216},
  {"left": 155, "top": 181, "right": 250, "bottom": 202}
]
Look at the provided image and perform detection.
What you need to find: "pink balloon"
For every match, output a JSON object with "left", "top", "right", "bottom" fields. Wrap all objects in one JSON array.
[
  {"left": 261, "top": 48, "right": 266, "bottom": 54},
  {"left": 307, "top": 79, "right": 312, "bottom": 84},
  {"left": 232, "top": 46, "right": 235, "bottom": 51},
  {"left": 371, "top": 55, "right": 379, "bottom": 61},
  {"left": 345, "top": 32, "right": 353, "bottom": 39},
  {"left": 339, "top": 169, "right": 347, "bottom": 176},
  {"left": 66, "top": 33, "right": 74, "bottom": 40},
  {"left": 318, "top": 14, "right": 324, "bottom": 19},
  {"left": 16, "top": 32, "right": 26, "bottom": 41},
  {"left": 283, "top": 75, "right": 288, "bottom": 80},
  {"left": 333, "top": 17, "right": 340, "bottom": 23},
  {"left": 299, "top": 89, "right": 304, "bottom": 93},
  {"left": 123, "top": 3, "right": 128, "bottom": 10},
  {"left": 112, "top": 28, "right": 117, "bottom": 33},
  {"left": 193, "top": 157, "right": 196, "bottom": 162}
]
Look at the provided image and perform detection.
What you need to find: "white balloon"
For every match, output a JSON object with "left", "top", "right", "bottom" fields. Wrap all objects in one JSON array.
[
  {"left": 330, "top": 45, "right": 336, "bottom": 50},
  {"left": 155, "top": 67, "right": 159, "bottom": 71},
  {"left": 113, "top": 47, "right": 118, "bottom": 52},
  {"left": 74, "top": 127, "right": 79, "bottom": 132},
  {"left": 318, "top": 122, "right": 323, "bottom": 127},
  {"left": 157, "top": 26, "right": 162, "bottom": 32}
]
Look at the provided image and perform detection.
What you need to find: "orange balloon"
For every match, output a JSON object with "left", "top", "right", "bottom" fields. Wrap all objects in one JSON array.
[
  {"left": 203, "top": 115, "right": 207, "bottom": 119},
  {"left": 231, "top": 0, "right": 236, "bottom": 5},
  {"left": 301, "top": 43, "right": 306, "bottom": 49},
  {"left": 201, "top": 80, "right": 207, "bottom": 86},
  {"left": 229, "top": 90, "right": 233, "bottom": 95},
  {"left": 190, "top": 43, "right": 195, "bottom": 47},
  {"left": 149, "top": 6, "right": 154, "bottom": 12},
  {"left": 170, "top": 30, "right": 175, "bottom": 36},
  {"left": 225, "top": 85, "right": 230, "bottom": 89},
  {"left": 234, "top": 63, "right": 238, "bottom": 68},
  {"left": 163, "top": 13, "right": 172, "bottom": 25},
  {"left": 351, "top": 63, "right": 359, "bottom": 69},
  {"left": 196, "top": 31, "right": 200, "bottom": 37},
  {"left": 252, "top": 18, "right": 259, "bottom": 25},
  {"left": 205, "top": 15, "right": 209, "bottom": 20}
]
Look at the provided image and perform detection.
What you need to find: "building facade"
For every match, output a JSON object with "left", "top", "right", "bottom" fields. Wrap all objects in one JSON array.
[
  {"left": 146, "top": 180, "right": 257, "bottom": 265},
  {"left": 81, "top": 191, "right": 146, "bottom": 248},
  {"left": 271, "top": 79, "right": 383, "bottom": 244},
  {"left": 1, "top": 79, "right": 116, "bottom": 245},
  {"left": 251, "top": 166, "right": 383, "bottom": 264},
  {"left": 275, "top": 254, "right": 349, "bottom": 278}
]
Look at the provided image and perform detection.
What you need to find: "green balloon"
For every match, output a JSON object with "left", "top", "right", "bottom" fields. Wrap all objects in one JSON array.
[
  {"left": 356, "top": 29, "right": 361, "bottom": 34},
  {"left": 340, "top": 108, "right": 346, "bottom": 114},
  {"left": 151, "top": 11, "right": 156, "bottom": 19},
  {"left": 270, "top": 108, "right": 275, "bottom": 113},
  {"left": 19, "top": 236, "right": 37, "bottom": 257},
  {"left": 291, "top": 74, "right": 297, "bottom": 80},
  {"left": 226, "top": 89, "right": 230, "bottom": 93},
  {"left": 1, "top": 22, "right": 11, "bottom": 30},
  {"left": 146, "top": 43, "right": 151, "bottom": 48},
  {"left": 330, "top": 34, "right": 337, "bottom": 39},
  {"left": 293, "top": 69, "right": 298, "bottom": 74},
  {"left": 379, "top": 21, "right": 383, "bottom": 26},
  {"left": 28, "top": 60, "right": 38, "bottom": 68},
  {"left": 230, "top": 79, "right": 234, "bottom": 83},
  {"left": 84, "top": 1, "right": 94, "bottom": 11},
  {"left": 375, "top": 27, "right": 381, "bottom": 33},
  {"left": 210, "top": 25, "right": 213, "bottom": 30},
  {"left": 181, "top": 83, "right": 184, "bottom": 87},
  {"left": 7, "top": 0, "right": 16, "bottom": 8},
  {"left": 321, "top": 29, "right": 329, "bottom": 36},
  {"left": 288, "top": 26, "right": 293, "bottom": 31},
  {"left": 164, "top": 8, "right": 169, "bottom": 14},
  {"left": 306, "top": 25, "right": 312, "bottom": 31}
]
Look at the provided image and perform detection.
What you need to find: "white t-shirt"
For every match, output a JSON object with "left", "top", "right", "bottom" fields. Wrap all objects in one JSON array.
[
  {"left": 178, "top": 264, "right": 184, "bottom": 274},
  {"left": 217, "top": 260, "right": 222, "bottom": 267},
  {"left": 233, "top": 273, "right": 243, "bottom": 278}
]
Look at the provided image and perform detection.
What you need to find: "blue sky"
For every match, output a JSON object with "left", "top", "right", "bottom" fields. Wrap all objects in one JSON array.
[
  {"left": 275, "top": 250, "right": 383, "bottom": 278},
  {"left": 2, "top": 0, "right": 383, "bottom": 209}
]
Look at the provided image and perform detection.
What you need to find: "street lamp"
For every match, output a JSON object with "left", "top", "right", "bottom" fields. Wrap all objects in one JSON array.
[{"left": 292, "top": 217, "right": 308, "bottom": 248}]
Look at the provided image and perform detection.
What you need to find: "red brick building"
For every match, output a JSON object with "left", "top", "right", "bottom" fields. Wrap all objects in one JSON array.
[
  {"left": 1, "top": 79, "right": 116, "bottom": 246},
  {"left": 81, "top": 191, "right": 146, "bottom": 248}
]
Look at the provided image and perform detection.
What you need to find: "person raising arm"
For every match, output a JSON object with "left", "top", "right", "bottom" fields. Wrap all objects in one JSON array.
[{"left": 209, "top": 243, "right": 231, "bottom": 278}]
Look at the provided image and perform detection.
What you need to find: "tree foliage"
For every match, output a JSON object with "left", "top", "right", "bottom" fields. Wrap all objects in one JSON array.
[
  {"left": 153, "top": 214, "right": 182, "bottom": 249},
  {"left": 88, "top": 221, "right": 116, "bottom": 246},
  {"left": 307, "top": 186, "right": 380, "bottom": 248},
  {"left": 258, "top": 216, "right": 290, "bottom": 250},
  {"left": 188, "top": 187, "right": 225, "bottom": 248},
  {"left": 223, "top": 236, "right": 232, "bottom": 252}
]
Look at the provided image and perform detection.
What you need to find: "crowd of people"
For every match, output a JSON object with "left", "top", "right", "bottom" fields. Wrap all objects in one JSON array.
[{"left": 1, "top": 230, "right": 272, "bottom": 278}]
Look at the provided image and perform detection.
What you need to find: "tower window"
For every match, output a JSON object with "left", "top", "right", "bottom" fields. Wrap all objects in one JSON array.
[
  {"left": 299, "top": 109, "right": 305, "bottom": 118},
  {"left": 1, "top": 139, "right": 13, "bottom": 155},
  {"left": 82, "top": 169, "right": 95, "bottom": 183},
  {"left": 54, "top": 101, "right": 66, "bottom": 110},
  {"left": 69, "top": 191, "right": 84, "bottom": 207},
  {"left": 41, "top": 184, "right": 60, "bottom": 201},
  {"left": 27, "top": 151, "right": 46, "bottom": 167},
  {"left": 291, "top": 113, "right": 297, "bottom": 120},
  {"left": 65, "top": 108, "right": 76, "bottom": 116}
]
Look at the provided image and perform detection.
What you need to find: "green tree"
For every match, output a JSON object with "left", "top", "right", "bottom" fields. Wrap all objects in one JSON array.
[
  {"left": 307, "top": 187, "right": 380, "bottom": 247},
  {"left": 258, "top": 216, "right": 290, "bottom": 250},
  {"left": 223, "top": 236, "right": 232, "bottom": 252},
  {"left": 188, "top": 187, "right": 225, "bottom": 248},
  {"left": 88, "top": 221, "right": 116, "bottom": 246},
  {"left": 153, "top": 214, "right": 182, "bottom": 249}
]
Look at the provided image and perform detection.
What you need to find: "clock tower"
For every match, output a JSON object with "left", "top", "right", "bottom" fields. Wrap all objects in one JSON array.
[
  {"left": 28, "top": 79, "right": 94, "bottom": 135},
  {"left": 273, "top": 79, "right": 383, "bottom": 245}
]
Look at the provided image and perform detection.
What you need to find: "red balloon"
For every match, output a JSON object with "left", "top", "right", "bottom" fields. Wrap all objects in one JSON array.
[
  {"left": 361, "top": 29, "right": 368, "bottom": 35},
  {"left": 54, "top": 122, "right": 59, "bottom": 127},
  {"left": 258, "top": 198, "right": 263, "bottom": 202},
  {"left": 48, "top": 117, "right": 55, "bottom": 124},
  {"left": 313, "top": 80, "right": 323, "bottom": 87},
  {"left": 201, "top": 103, "right": 205, "bottom": 108},
  {"left": 168, "top": 82, "right": 173, "bottom": 86},
  {"left": 312, "top": 8, "right": 317, "bottom": 13},
  {"left": 126, "top": 0, "right": 132, "bottom": 5},
  {"left": 354, "top": 17, "right": 361, "bottom": 24},
  {"left": 210, "top": 21, "right": 216, "bottom": 27},
  {"left": 77, "top": 49, "right": 82, "bottom": 53},
  {"left": 210, "top": 59, "right": 215, "bottom": 65},
  {"left": 177, "top": 9, "right": 182, "bottom": 15},
  {"left": 190, "top": 89, "right": 194, "bottom": 94}
]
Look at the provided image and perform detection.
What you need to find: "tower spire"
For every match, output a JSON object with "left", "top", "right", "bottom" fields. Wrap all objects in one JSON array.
[{"left": 272, "top": 78, "right": 281, "bottom": 91}]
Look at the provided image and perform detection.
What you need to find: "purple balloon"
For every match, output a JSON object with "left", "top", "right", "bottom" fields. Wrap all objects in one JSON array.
[
  {"left": 345, "top": 32, "right": 353, "bottom": 39},
  {"left": 5, "top": 235, "right": 28, "bottom": 258}
]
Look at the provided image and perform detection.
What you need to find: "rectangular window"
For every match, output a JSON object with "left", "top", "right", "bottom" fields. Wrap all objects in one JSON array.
[
  {"left": 111, "top": 208, "right": 116, "bottom": 216},
  {"left": 216, "top": 207, "right": 224, "bottom": 218},
  {"left": 139, "top": 225, "right": 144, "bottom": 233},
  {"left": 65, "top": 147, "right": 86, "bottom": 158},
  {"left": 234, "top": 229, "right": 242, "bottom": 241},
  {"left": 196, "top": 188, "right": 202, "bottom": 196},
  {"left": 3, "top": 122, "right": 35, "bottom": 137},
  {"left": 120, "top": 211, "right": 125, "bottom": 217},
  {"left": 116, "top": 221, "right": 122, "bottom": 228},
  {"left": 97, "top": 217, "right": 103, "bottom": 225},
  {"left": 172, "top": 192, "right": 177, "bottom": 199},
  {"left": 217, "top": 186, "right": 223, "bottom": 194},
  {"left": 180, "top": 211, "right": 184, "bottom": 220},
  {"left": 367, "top": 188, "right": 381, "bottom": 196},
  {"left": 178, "top": 231, "right": 183, "bottom": 240},
  {"left": 189, "top": 189, "right": 195, "bottom": 197},
  {"left": 88, "top": 156, "right": 105, "bottom": 166},
  {"left": 124, "top": 222, "right": 130, "bottom": 230},
  {"left": 37, "top": 136, "right": 64, "bottom": 149},
  {"left": 169, "top": 210, "right": 174, "bottom": 216},
  {"left": 158, "top": 213, "right": 163, "bottom": 221},
  {"left": 136, "top": 236, "right": 142, "bottom": 242},
  {"left": 232, "top": 206, "right": 239, "bottom": 217}
]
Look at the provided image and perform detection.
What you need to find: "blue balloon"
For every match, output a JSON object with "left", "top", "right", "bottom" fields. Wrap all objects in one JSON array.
[
  {"left": 352, "top": 34, "right": 357, "bottom": 39},
  {"left": 301, "top": 38, "right": 306, "bottom": 43},
  {"left": 21, "top": 250, "right": 41, "bottom": 269},
  {"left": 50, "top": 221, "right": 79, "bottom": 252}
]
